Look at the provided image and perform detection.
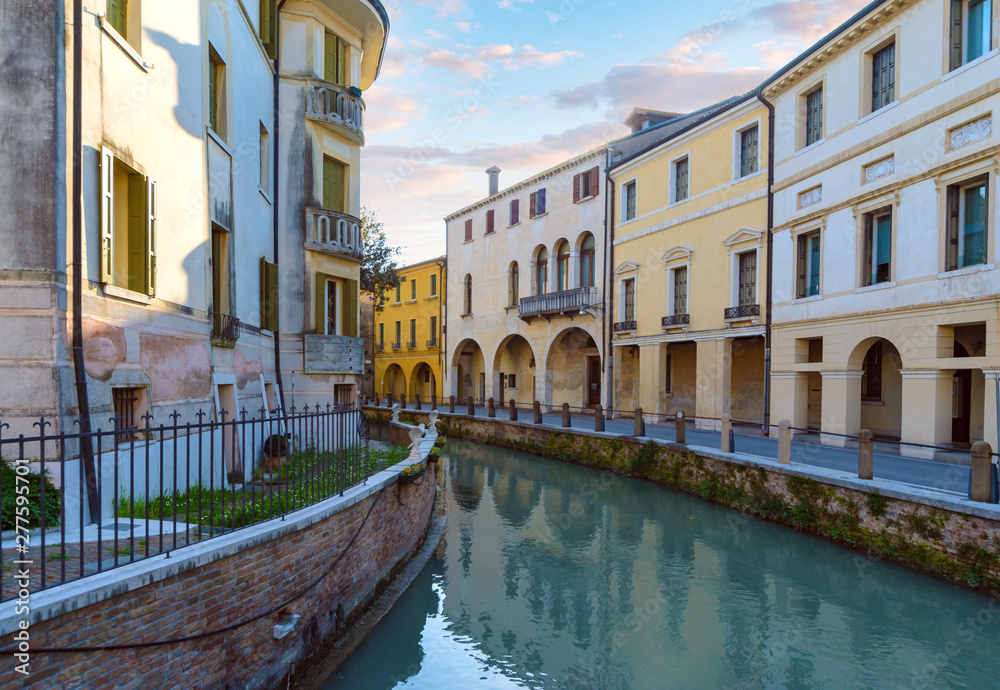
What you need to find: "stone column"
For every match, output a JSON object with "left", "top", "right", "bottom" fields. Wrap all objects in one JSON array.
[
  {"left": 900, "top": 369, "right": 955, "bottom": 457},
  {"left": 770, "top": 371, "right": 809, "bottom": 438},
  {"left": 695, "top": 337, "right": 730, "bottom": 430},
  {"left": 819, "top": 370, "right": 863, "bottom": 447},
  {"left": 639, "top": 343, "right": 663, "bottom": 422},
  {"left": 982, "top": 370, "right": 1000, "bottom": 450}
]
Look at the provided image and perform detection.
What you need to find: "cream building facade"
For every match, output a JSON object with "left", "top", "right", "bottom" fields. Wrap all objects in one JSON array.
[
  {"left": 444, "top": 153, "right": 609, "bottom": 410},
  {"left": 764, "top": 0, "right": 999, "bottom": 449},
  {"left": 608, "top": 95, "right": 771, "bottom": 425}
]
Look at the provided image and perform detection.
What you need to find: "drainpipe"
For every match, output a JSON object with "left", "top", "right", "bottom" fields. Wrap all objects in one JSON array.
[
  {"left": 436, "top": 258, "right": 446, "bottom": 400},
  {"left": 273, "top": 0, "right": 288, "bottom": 415},
  {"left": 755, "top": 89, "right": 775, "bottom": 434},
  {"left": 70, "top": 0, "right": 100, "bottom": 523},
  {"left": 603, "top": 147, "right": 615, "bottom": 418}
]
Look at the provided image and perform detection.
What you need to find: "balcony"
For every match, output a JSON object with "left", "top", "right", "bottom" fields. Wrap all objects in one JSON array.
[
  {"left": 406, "top": 340, "right": 416, "bottom": 350},
  {"left": 211, "top": 312, "right": 241, "bottom": 347},
  {"left": 426, "top": 338, "right": 438, "bottom": 349},
  {"left": 662, "top": 314, "right": 690, "bottom": 328},
  {"left": 391, "top": 341, "right": 401, "bottom": 352},
  {"left": 305, "top": 80, "right": 365, "bottom": 145},
  {"left": 304, "top": 334, "right": 363, "bottom": 374},
  {"left": 614, "top": 320, "right": 637, "bottom": 334},
  {"left": 519, "top": 287, "right": 597, "bottom": 322},
  {"left": 724, "top": 304, "right": 760, "bottom": 322},
  {"left": 305, "top": 208, "right": 363, "bottom": 262},
  {"left": 376, "top": 342, "right": 384, "bottom": 352}
]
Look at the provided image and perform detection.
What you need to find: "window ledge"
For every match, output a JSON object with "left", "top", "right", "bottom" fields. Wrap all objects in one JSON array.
[
  {"left": 389, "top": 302, "right": 401, "bottom": 308},
  {"left": 942, "top": 49, "right": 999, "bottom": 82},
  {"left": 795, "top": 138, "right": 826, "bottom": 156},
  {"left": 100, "top": 17, "right": 152, "bottom": 72},
  {"left": 103, "top": 284, "right": 152, "bottom": 305},
  {"left": 406, "top": 299, "right": 417, "bottom": 304},
  {"left": 505, "top": 306, "right": 518, "bottom": 312},
  {"left": 854, "top": 281, "right": 896, "bottom": 294},
  {"left": 461, "top": 313, "right": 473, "bottom": 318},
  {"left": 424, "top": 296, "right": 438, "bottom": 301},
  {"left": 669, "top": 197, "right": 691, "bottom": 209},
  {"left": 734, "top": 169, "right": 765, "bottom": 183},
  {"left": 575, "top": 194, "right": 597, "bottom": 204},
  {"left": 508, "top": 222, "right": 521, "bottom": 228},
  {"left": 463, "top": 239, "right": 474, "bottom": 245},
  {"left": 207, "top": 128, "right": 232, "bottom": 155},
  {"left": 861, "top": 400, "right": 885, "bottom": 407},
  {"left": 259, "top": 187, "right": 273, "bottom": 205},
  {"left": 793, "top": 294, "right": 823, "bottom": 304},
  {"left": 621, "top": 216, "right": 638, "bottom": 226},
  {"left": 858, "top": 100, "right": 899, "bottom": 126},
  {"left": 938, "top": 263, "right": 994, "bottom": 279},
  {"left": 530, "top": 212, "right": 548, "bottom": 220}
]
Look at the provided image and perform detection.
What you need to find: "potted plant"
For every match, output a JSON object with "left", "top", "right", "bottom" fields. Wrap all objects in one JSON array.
[
  {"left": 399, "top": 463, "right": 426, "bottom": 485},
  {"left": 427, "top": 447, "right": 441, "bottom": 463},
  {"left": 262, "top": 433, "right": 289, "bottom": 472}
]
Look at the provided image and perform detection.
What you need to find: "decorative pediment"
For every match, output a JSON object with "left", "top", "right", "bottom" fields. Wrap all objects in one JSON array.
[
  {"left": 723, "top": 227, "right": 764, "bottom": 248},
  {"left": 661, "top": 246, "right": 693, "bottom": 265},
  {"left": 614, "top": 260, "right": 640, "bottom": 276}
]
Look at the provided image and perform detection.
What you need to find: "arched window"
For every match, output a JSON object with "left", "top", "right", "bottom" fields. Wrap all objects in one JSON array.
[
  {"left": 536, "top": 248, "right": 548, "bottom": 295},
  {"left": 509, "top": 262, "right": 519, "bottom": 307},
  {"left": 556, "top": 241, "right": 570, "bottom": 292},
  {"left": 463, "top": 274, "right": 472, "bottom": 315},
  {"left": 580, "top": 233, "right": 596, "bottom": 287}
]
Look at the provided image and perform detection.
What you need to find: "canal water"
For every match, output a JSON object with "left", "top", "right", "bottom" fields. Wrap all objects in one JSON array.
[{"left": 330, "top": 440, "right": 1000, "bottom": 689}]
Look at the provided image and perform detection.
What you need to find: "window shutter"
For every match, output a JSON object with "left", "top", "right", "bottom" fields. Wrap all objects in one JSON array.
[
  {"left": 946, "top": 185, "right": 960, "bottom": 270},
  {"left": 146, "top": 178, "right": 156, "bottom": 296},
  {"left": 796, "top": 234, "right": 807, "bottom": 298},
  {"left": 208, "top": 60, "right": 217, "bottom": 133},
  {"left": 315, "top": 273, "right": 326, "bottom": 334},
  {"left": 325, "top": 32, "right": 337, "bottom": 83},
  {"left": 127, "top": 173, "right": 146, "bottom": 293},
  {"left": 337, "top": 38, "right": 347, "bottom": 85},
  {"left": 589, "top": 167, "right": 599, "bottom": 197},
  {"left": 950, "top": 0, "right": 963, "bottom": 71},
  {"left": 573, "top": 174, "right": 581, "bottom": 203},
  {"left": 341, "top": 278, "right": 358, "bottom": 337},
  {"left": 108, "top": 0, "right": 126, "bottom": 38},
  {"left": 529, "top": 192, "right": 536, "bottom": 218},
  {"left": 261, "top": 258, "right": 279, "bottom": 331},
  {"left": 511, "top": 199, "right": 519, "bottom": 224},
  {"left": 862, "top": 214, "right": 874, "bottom": 285},
  {"left": 464, "top": 219, "right": 472, "bottom": 241},
  {"left": 486, "top": 209, "right": 494, "bottom": 234},
  {"left": 539, "top": 188, "right": 546, "bottom": 214},
  {"left": 100, "top": 147, "right": 114, "bottom": 284}
]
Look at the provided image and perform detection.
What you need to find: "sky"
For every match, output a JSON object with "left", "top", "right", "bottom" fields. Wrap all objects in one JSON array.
[{"left": 360, "top": 0, "right": 872, "bottom": 266}]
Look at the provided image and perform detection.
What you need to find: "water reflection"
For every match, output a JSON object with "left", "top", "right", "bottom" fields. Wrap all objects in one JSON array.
[{"left": 330, "top": 440, "right": 1000, "bottom": 689}]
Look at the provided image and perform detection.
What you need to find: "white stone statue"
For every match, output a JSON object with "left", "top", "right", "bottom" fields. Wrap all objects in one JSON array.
[
  {"left": 427, "top": 410, "right": 439, "bottom": 429},
  {"left": 408, "top": 424, "right": 426, "bottom": 460},
  {"left": 391, "top": 403, "right": 401, "bottom": 423}
]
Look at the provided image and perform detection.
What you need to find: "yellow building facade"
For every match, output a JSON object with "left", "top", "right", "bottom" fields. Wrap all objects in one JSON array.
[
  {"left": 609, "top": 95, "right": 770, "bottom": 425},
  {"left": 373, "top": 257, "right": 447, "bottom": 403}
]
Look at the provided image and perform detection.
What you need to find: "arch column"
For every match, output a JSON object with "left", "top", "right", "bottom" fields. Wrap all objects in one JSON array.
[
  {"left": 770, "top": 371, "right": 809, "bottom": 437},
  {"left": 695, "top": 337, "right": 730, "bottom": 430},
  {"left": 569, "top": 249, "right": 580, "bottom": 289},
  {"left": 983, "top": 370, "right": 1000, "bottom": 450},
  {"left": 820, "top": 370, "right": 863, "bottom": 446},
  {"left": 900, "top": 369, "right": 955, "bottom": 455},
  {"left": 639, "top": 344, "right": 663, "bottom": 421}
]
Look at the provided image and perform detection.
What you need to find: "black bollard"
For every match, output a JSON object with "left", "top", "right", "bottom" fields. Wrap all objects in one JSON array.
[
  {"left": 634, "top": 407, "right": 645, "bottom": 437},
  {"left": 449, "top": 395, "right": 455, "bottom": 413},
  {"left": 509, "top": 399, "right": 518, "bottom": 421},
  {"left": 467, "top": 396, "right": 475, "bottom": 416},
  {"left": 595, "top": 404, "right": 605, "bottom": 432},
  {"left": 562, "top": 402, "right": 570, "bottom": 428},
  {"left": 387, "top": 392, "right": 394, "bottom": 406},
  {"left": 431, "top": 394, "right": 437, "bottom": 411},
  {"left": 675, "top": 412, "right": 686, "bottom": 444},
  {"left": 415, "top": 394, "right": 422, "bottom": 411},
  {"left": 533, "top": 400, "right": 542, "bottom": 424},
  {"left": 488, "top": 397, "right": 496, "bottom": 418},
  {"left": 400, "top": 393, "right": 407, "bottom": 408}
]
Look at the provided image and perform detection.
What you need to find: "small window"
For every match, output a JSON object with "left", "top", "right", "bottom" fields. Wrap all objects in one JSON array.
[
  {"left": 393, "top": 321, "right": 401, "bottom": 349},
  {"left": 530, "top": 189, "right": 547, "bottom": 217},
  {"left": 106, "top": 0, "right": 141, "bottom": 52},
  {"left": 673, "top": 267, "right": 688, "bottom": 315},
  {"left": 410, "top": 278, "right": 417, "bottom": 301},
  {"left": 463, "top": 274, "right": 473, "bottom": 315},
  {"left": 951, "top": 0, "right": 994, "bottom": 70},
  {"left": 323, "top": 156, "right": 346, "bottom": 212},
  {"left": 378, "top": 322, "right": 384, "bottom": 349},
  {"left": 737, "top": 251, "right": 757, "bottom": 307},
  {"left": 212, "top": 227, "right": 231, "bottom": 318},
  {"left": 739, "top": 126, "right": 759, "bottom": 178},
  {"left": 429, "top": 316, "right": 438, "bottom": 346},
  {"left": 623, "top": 181, "right": 637, "bottom": 221},
  {"left": 394, "top": 282, "right": 401, "bottom": 304},
  {"left": 259, "top": 123, "right": 270, "bottom": 193},
  {"left": 946, "top": 174, "right": 989, "bottom": 271},
  {"left": 862, "top": 208, "right": 892, "bottom": 286},
  {"left": 623, "top": 278, "right": 636, "bottom": 321},
  {"left": 325, "top": 31, "right": 348, "bottom": 86},
  {"left": 408, "top": 319, "right": 416, "bottom": 348},
  {"left": 673, "top": 157, "right": 689, "bottom": 202},
  {"left": 796, "top": 230, "right": 822, "bottom": 298},
  {"left": 464, "top": 219, "right": 473, "bottom": 242},
  {"left": 430, "top": 273, "right": 438, "bottom": 297},
  {"left": 509, "top": 262, "right": 519, "bottom": 307},
  {"left": 509, "top": 199, "right": 520, "bottom": 225},
  {"left": 259, "top": 0, "right": 277, "bottom": 58},
  {"left": 536, "top": 249, "right": 548, "bottom": 295},
  {"left": 112, "top": 386, "right": 148, "bottom": 446},
  {"left": 664, "top": 353, "right": 672, "bottom": 394},
  {"left": 805, "top": 87, "right": 824, "bottom": 147},
  {"left": 861, "top": 342, "right": 883, "bottom": 402},
  {"left": 556, "top": 241, "right": 570, "bottom": 292},
  {"left": 208, "top": 47, "right": 226, "bottom": 140},
  {"left": 486, "top": 209, "right": 495, "bottom": 234},
  {"left": 574, "top": 166, "right": 599, "bottom": 202},
  {"left": 424, "top": 369, "right": 431, "bottom": 383},
  {"left": 580, "top": 234, "right": 596, "bottom": 288},
  {"left": 870, "top": 42, "right": 896, "bottom": 113},
  {"left": 507, "top": 374, "right": 517, "bottom": 389}
]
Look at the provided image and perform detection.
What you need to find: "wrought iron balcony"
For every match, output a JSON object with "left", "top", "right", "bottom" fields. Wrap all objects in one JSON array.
[
  {"left": 305, "top": 80, "right": 365, "bottom": 145},
  {"left": 614, "top": 320, "right": 637, "bottom": 333},
  {"left": 211, "top": 312, "right": 241, "bottom": 345},
  {"left": 519, "top": 286, "right": 597, "bottom": 321},
  {"left": 305, "top": 208, "right": 363, "bottom": 262},
  {"left": 662, "top": 314, "right": 690, "bottom": 328},
  {"left": 724, "top": 304, "right": 760, "bottom": 321}
]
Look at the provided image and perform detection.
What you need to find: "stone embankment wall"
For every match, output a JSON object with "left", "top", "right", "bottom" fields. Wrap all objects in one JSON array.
[
  {"left": 0, "top": 452, "right": 436, "bottom": 688},
  {"left": 369, "top": 407, "right": 1000, "bottom": 593}
]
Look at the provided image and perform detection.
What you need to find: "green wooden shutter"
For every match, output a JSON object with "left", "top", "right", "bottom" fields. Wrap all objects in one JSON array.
[
  {"left": 261, "top": 258, "right": 279, "bottom": 331},
  {"left": 337, "top": 38, "right": 347, "bottom": 85},
  {"left": 325, "top": 32, "right": 337, "bottom": 83},
  {"left": 127, "top": 173, "right": 146, "bottom": 293},
  {"left": 322, "top": 156, "right": 345, "bottom": 212},
  {"left": 108, "top": 0, "right": 127, "bottom": 38},
  {"left": 146, "top": 178, "right": 156, "bottom": 296},
  {"left": 315, "top": 273, "right": 326, "bottom": 334},
  {"left": 260, "top": 0, "right": 277, "bottom": 59},
  {"left": 950, "top": 0, "right": 963, "bottom": 71},
  {"left": 208, "top": 59, "right": 218, "bottom": 133},
  {"left": 341, "top": 278, "right": 358, "bottom": 337},
  {"left": 100, "top": 147, "right": 114, "bottom": 284}
]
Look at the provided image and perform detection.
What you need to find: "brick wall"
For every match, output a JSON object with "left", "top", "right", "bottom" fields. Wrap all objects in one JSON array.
[{"left": 1, "top": 465, "right": 437, "bottom": 689}]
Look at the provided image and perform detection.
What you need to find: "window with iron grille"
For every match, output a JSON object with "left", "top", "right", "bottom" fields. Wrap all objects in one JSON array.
[
  {"left": 738, "top": 251, "right": 757, "bottom": 306},
  {"left": 861, "top": 342, "right": 883, "bottom": 402},
  {"left": 740, "top": 126, "right": 759, "bottom": 178},
  {"left": 112, "top": 387, "right": 143, "bottom": 446},
  {"left": 871, "top": 42, "right": 895, "bottom": 113},
  {"left": 509, "top": 262, "right": 519, "bottom": 306},
  {"left": 624, "top": 278, "right": 636, "bottom": 321},
  {"left": 672, "top": 267, "right": 688, "bottom": 315},
  {"left": 464, "top": 274, "right": 472, "bottom": 314},
  {"left": 805, "top": 87, "right": 823, "bottom": 146},
  {"left": 673, "top": 157, "right": 689, "bottom": 202},
  {"left": 623, "top": 181, "right": 637, "bottom": 221}
]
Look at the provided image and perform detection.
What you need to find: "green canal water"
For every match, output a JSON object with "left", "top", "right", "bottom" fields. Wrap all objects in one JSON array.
[{"left": 329, "top": 440, "right": 1000, "bottom": 689}]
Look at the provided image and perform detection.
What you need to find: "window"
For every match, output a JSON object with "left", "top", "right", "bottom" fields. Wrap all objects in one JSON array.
[
  {"left": 574, "top": 166, "right": 599, "bottom": 203},
  {"left": 430, "top": 273, "right": 438, "bottom": 297},
  {"left": 106, "top": 0, "right": 141, "bottom": 52},
  {"left": 951, "top": 0, "right": 994, "bottom": 70},
  {"left": 870, "top": 42, "right": 895, "bottom": 113},
  {"left": 260, "top": 257, "right": 278, "bottom": 331},
  {"left": 556, "top": 241, "right": 570, "bottom": 291},
  {"left": 259, "top": 123, "right": 270, "bottom": 193},
  {"left": 314, "top": 274, "right": 357, "bottom": 336},
  {"left": 623, "top": 181, "right": 637, "bottom": 221},
  {"left": 623, "top": 278, "right": 636, "bottom": 321},
  {"left": 862, "top": 208, "right": 892, "bottom": 286},
  {"left": 410, "top": 278, "right": 417, "bottom": 301},
  {"left": 664, "top": 353, "right": 672, "bottom": 395},
  {"left": 259, "top": 0, "right": 277, "bottom": 58},
  {"left": 673, "top": 267, "right": 688, "bottom": 315},
  {"left": 208, "top": 48, "right": 226, "bottom": 140},
  {"left": 739, "top": 126, "right": 759, "bottom": 178},
  {"left": 737, "top": 251, "right": 757, "bottom": 307},
  {"left": 323, "top": 156, "right": 346, "bottom": 212},
  {"left": 325, "top": 31, "right": 347, "bottom": 86},
  {"left": 429, "top": 316, "right": 438, "bottom": 346},
  {"left": 673, "top": 157, "right": 689, "bottom": 202},
  {"left": 394, "top": 282, "right": 401, "bottom": 304},
  {"left": 424, "top": 369, "right": 431, "bottom": 383},
  {"left": 326, "top": 280, "right": 339, "bottom": 336},
  {"left": 509, "top": 199, "right": 520, "bottom": 225},
  {"left": 805, "top": 87, "right": 824, "bottom": 147},
  {"left": 946, "top": 174, "right": 989, "bottom": 270},
  {"left": 393, "top": 321, "right": 401, "bottom": 349},
  {"left": 507, "top": 374, "right": 517, "bottom": 389},
  {"left": 536, "top": 248, "right": 548, "bottom": 295},
  {"left": 107, "top": 0, "right": 128, "bottom": 38},
  {"left": 796, "top": 230, "right": 822, "bottom": 298},
  {"left": 408, "top": 319, "right": 416, "bottom": 348},
  {"left": 463, "top": 274, "right": 473, "bottom": 314},
  {"left": 530, "top": 188, "right": 547, "bottom": 217},
  {"left": 100, "top": 149, "right": 156, "bottom": 295},
  {"left": 212, "top": 227, "right": 231, "bottom": 317},
  {"left": 861, "top": 342, "right": 883, "bottom": 402},
  {"left": 378, "top": 322, "right": 384, "bottom": 349},
  {"left": 580, "top": 234, "right": 596, "bottom": 288},
  {"left": 509, "top": 262, "right": 519, "bottom": 307},
  {"left": 112, "top": 386, "right": 147, "bottom": 446},
  {"left": 464, "top": 219, "right": 473, "bottom": 242},
  {"left": 486, "top": 209, "right": 495, "bottom": 234}
]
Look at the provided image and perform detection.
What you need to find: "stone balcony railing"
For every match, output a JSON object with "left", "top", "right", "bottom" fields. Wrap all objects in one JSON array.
[
  {"left": 304, "top": 334, "right": 363, "bottom": 375},
  {"left": 519, "top": 287, "right": 597, "bottom": 321},
  {"left": 305, "top": 208, "right": 363, "bottom": 262},
  {"left": 305, "top": 80, "right": 365, "bottom": 145}
]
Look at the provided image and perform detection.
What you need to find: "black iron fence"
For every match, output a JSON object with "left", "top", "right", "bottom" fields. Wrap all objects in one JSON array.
[{"left": 0, "top": 404, "right": 374, "bottom": 602}]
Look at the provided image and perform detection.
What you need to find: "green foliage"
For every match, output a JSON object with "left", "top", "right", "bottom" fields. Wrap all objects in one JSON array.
[
  {"left": 1, "top": 461, "right": 61, "bottom": 530},
  {"left": 360, "top": 206, "right": 402, "bottom": 313},
  {"left": 400, "top": 463, "right": 425, "bottom": 478},
  {"left": 629, "top": 440, "right": 660, "bottom": 477},
  {"left": 866, "top": 490, "right": 890, "bottom": 518},
  {"left": 905, "top": 509, "right": 946, "bottom": 541}
]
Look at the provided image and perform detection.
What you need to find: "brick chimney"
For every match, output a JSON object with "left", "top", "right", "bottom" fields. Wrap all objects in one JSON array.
[{"left": 486, "top": 166, "right": 501, "bottom": 197}]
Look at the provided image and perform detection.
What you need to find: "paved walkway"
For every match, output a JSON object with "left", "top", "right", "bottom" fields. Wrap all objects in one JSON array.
[{"left": 375, "top": 402, "right": 977, "bottom": 497}]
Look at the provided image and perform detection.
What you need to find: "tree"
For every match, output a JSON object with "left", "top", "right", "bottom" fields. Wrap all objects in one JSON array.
[{"left": 360, "top": 206, "right": 401, "bottom": 313}]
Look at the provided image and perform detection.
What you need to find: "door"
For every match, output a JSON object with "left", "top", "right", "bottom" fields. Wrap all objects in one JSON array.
[
  {"left": 499, "top": 372, "right": 505, "bottom": 406},
  {"left": 952, "top": 369, "right": 972, "bottom": 445},
  {"left": 588, "top": 357, "right": 601, "bottom": 407}
]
